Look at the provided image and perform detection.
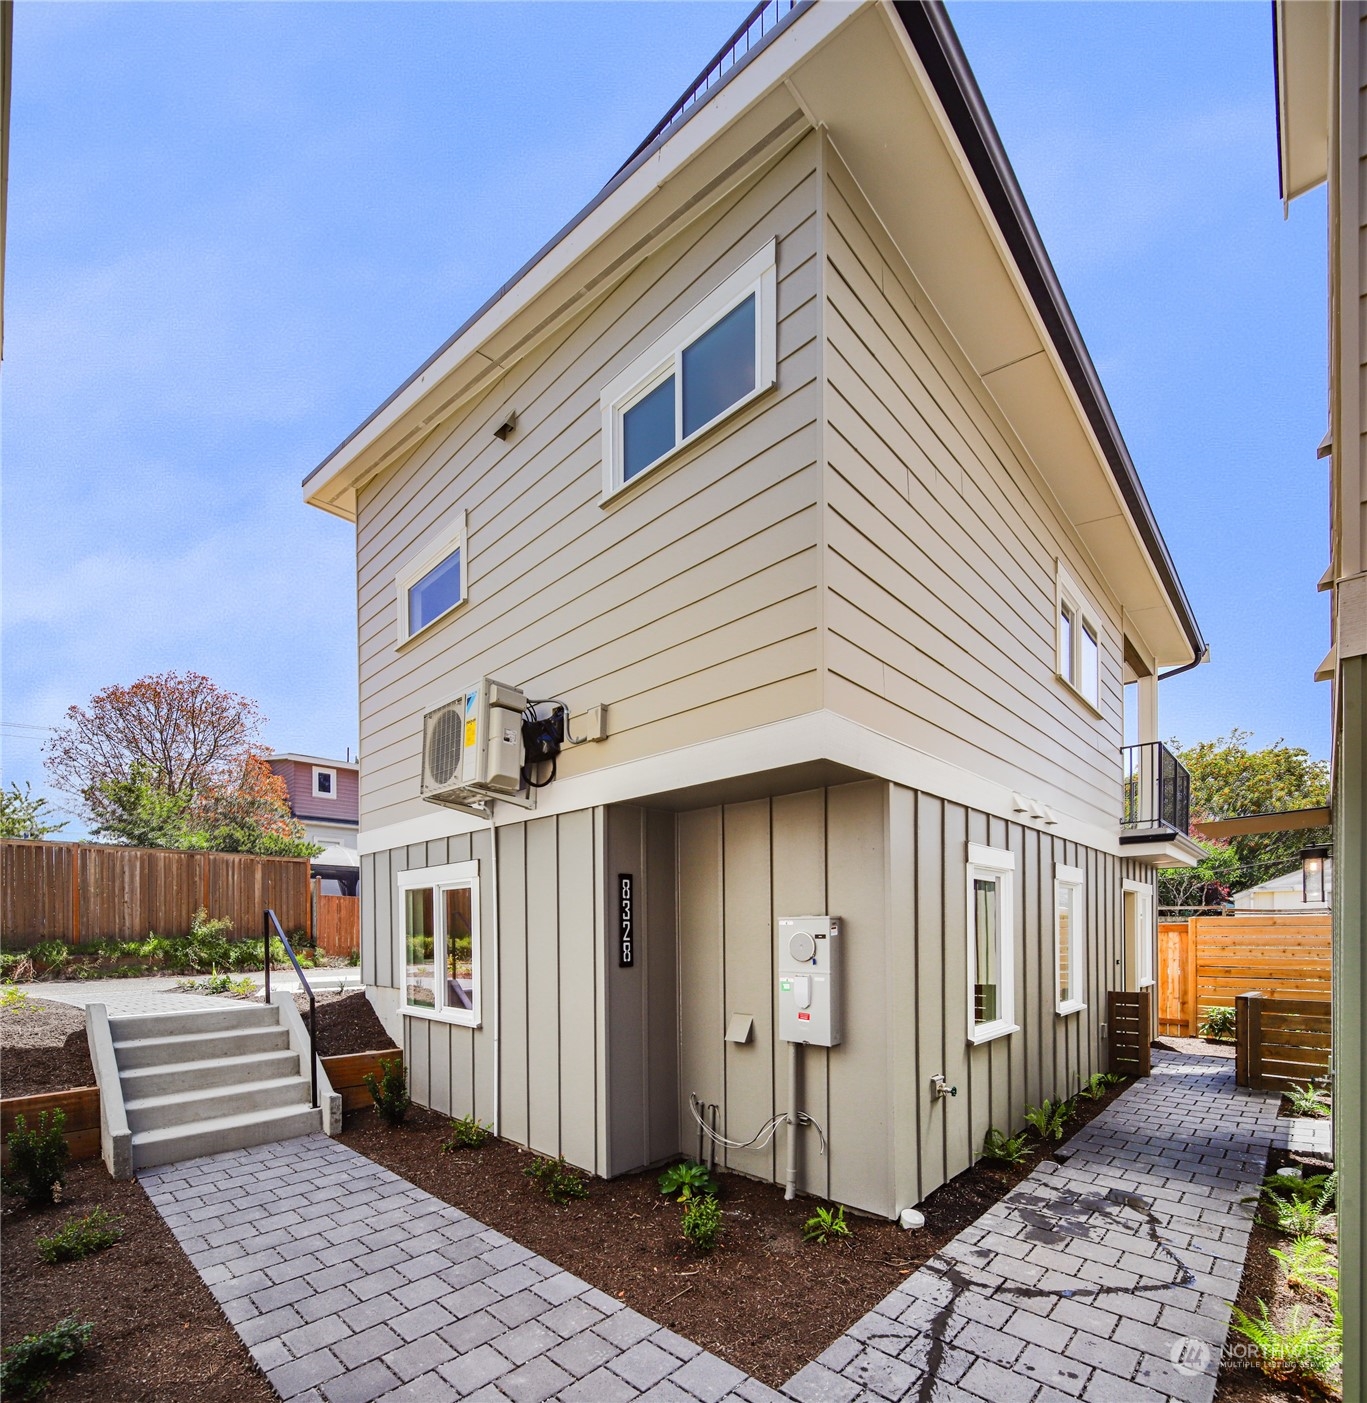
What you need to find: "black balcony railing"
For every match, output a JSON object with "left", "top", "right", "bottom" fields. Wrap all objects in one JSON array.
[{"left": 1120, "top": 741, "right": 1191, "bottom": 841}]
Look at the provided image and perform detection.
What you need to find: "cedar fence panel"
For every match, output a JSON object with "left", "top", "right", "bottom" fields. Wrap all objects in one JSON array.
[
  {"left": 314, "top": 891, "right": 360, "bottom": 959},
  {"left": 1156, "top": 913, "right": 1332, "bottom": 1035},
  {"left": 1235, "top": 993, "right": 1332, "bottom": 1091},
  {"left": 1107, "top": 989, "right": 1152, "bottom": 1077},
  {"left": 1, "top": 840, "right": 311, "bottom": 946}
]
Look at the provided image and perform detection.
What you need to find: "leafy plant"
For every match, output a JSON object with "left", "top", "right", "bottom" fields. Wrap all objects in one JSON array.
[
  {"left": 1270, "top": 1235, "right": 1339, "bottom": 1297},
  {"left": 179, "top": 972, "right": 255, "bottom": 997},
  {"left": 681, "top": 1193, "right": 723, "bottom": 1251},
  {"left": 1229, "top": 1300, "right": 1342, "bottom": 1386},
  {"left": 0, "top": 782, "right": 67, "bottom": 840},
  {"left": 347, "top": 949, "right": 361, "bottom": 967},
  {"left": 0, "top": 950, "right": 35, "bottom": 983},
  {"left": 1079, "top": 1071, "right": 1123, "bottom": 1101},
  {"left": 1282, "top": 1082, "right": 1331, "bottom": 1118},
  {"left": 189, "top": 907, "right": 233, "bottom": 942},
  {"left": 658, "top": 1160, "right": 717, "bottom": 1202},
  {"left": 980, "top": 1127, "right": 1031, "bottom": 1165},
  {"left": 523, "top": 1155, "right": 589, "bottom": 1204},
  {"left": 1023, "top": 1098, "right": 1074, "bottom": 1142},
  {"left": 0, "top": 1318, "right": 94, "bottom": 1399},
  {"left": 363, "top": 1057, "right": 410, "bottom": 1127},
  {"left": 441, "top": 1115, "right": 492, "bottom": 1151},
  {"left": 37, "top": 1209, "right": 124, "bottom": 1264},
  {"left": 1199, "top": 1006, "right": 1237, "bottom": 1041},
  {"left": 3, "top": 1111, "right": 69, "bottom": 1207},
  {"left": 29, "top": 941, "right": 70, "bottom": 972},
  {"left": 1253, "top": 1171, "right": 1338, "bottom": 1237},
  {"left": 1, "top": 985, "right": 33, "bottom": 1012},
  {"left": 802, "top": 1204, "right": 852, "bottom": 1244}
]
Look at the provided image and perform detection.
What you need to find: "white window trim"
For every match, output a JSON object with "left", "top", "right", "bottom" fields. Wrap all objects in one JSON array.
[
  {"left": 396, "top": 860, "right": 481, "bottom": 1028},
  {"left": 599, "top": 239, "right": 778, "bottom": 502},
  {"left": 396, "top": 510, "right": 467, "bottom": 647},
  {"left": 966, "top": 842, "right": 1018, "bottom": 1045},
  {"left": 312, "top": 767, "right": 337, "bottom": 800},
  {"left": 1054, "top": 862, "right": 1086, "bottom": 1015},
  {"left": 1055, "top": 561, "right": 1102, "bottom": 715},
  {"left": 1124, "top": 877, "right": 1155, "bottom": 989}
]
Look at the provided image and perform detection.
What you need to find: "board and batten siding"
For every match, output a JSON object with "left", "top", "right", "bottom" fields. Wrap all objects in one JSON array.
[
  {"left": 819, "top": 137, "right": 1128, "bottom": 835},
  {"left": 353, "top": 133, "right": 825, "bottom": 834}
]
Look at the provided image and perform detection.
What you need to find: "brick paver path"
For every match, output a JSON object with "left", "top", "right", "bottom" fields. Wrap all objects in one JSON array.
[
  {"left": 142, "top": 1049, "right": 1279, "bottom": 1403},
  {"left": 25, "top": 975, "right": 249, "bottom": 1016}
]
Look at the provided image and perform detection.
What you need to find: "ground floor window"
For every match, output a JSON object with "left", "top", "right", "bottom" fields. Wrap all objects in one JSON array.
[
  {"left": 966, "top": 842, "right": 1017, "bottom": 1044},
  {"left": 1124, "top": 879, "right": 1155, "bottom": 990},
  {"left": 1054, "top": 863, "right": 1086, "bottom": 1014},
  {"left": 397, "top": 861, "right": 480, "bottom": 1026}
]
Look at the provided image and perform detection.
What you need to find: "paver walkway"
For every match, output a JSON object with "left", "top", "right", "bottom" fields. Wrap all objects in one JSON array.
[
  {"left": 25, "top": 975, "right": 249, "bottom": 1016},
  {"left": 142, "top": 1049, "right": 1280, "bottom": 1403}
]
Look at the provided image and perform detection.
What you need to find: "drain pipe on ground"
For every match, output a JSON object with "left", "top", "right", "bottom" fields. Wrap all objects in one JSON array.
[{"left": 785, "top": 1040, "right": 800, "bottom": 1201}]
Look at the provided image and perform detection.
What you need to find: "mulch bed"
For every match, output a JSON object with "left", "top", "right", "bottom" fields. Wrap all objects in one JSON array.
[
  {"left": 0, "top": 1162, "right": 274, "bottom": 1402},
  {"left": 1, "top": 997, "right": 96, "bottom": 1098},
  {"left": 340, "top": 1073, "right": 1134, "bottom": 1387},
  {"left": 303, "top": 991, "right": 397, "bottom": 1058}
]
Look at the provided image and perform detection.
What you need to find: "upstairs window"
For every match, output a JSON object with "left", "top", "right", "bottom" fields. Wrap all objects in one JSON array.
[
  {"left": 601, "top": 240, "right": 777, "bottom": 499},
  {"left": 966, "top": 843, "right": 1018, "bottom": 1044},
  {"left": 1056, "top": 562, "right": 1101, "bottom": 711},
  {"left": 312, "top": 767, "right": 336, "bottom": 799},
  {"left": 397, "top": 512, "right": 467, "bottom": 645}
]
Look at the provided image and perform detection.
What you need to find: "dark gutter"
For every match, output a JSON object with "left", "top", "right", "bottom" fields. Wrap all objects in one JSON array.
[
  {"left": 895, "top": 2, "right": 1206, "bottom": 668},
  {"left": 1271, "top": 0, "right": 1287, "bottom": 201}
]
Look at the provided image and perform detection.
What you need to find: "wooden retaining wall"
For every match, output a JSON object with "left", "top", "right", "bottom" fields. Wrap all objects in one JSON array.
[
  {"left": 0, "top": 1087, "right": 101, "bottom": 1167},
  {"left": 1157, "top": 913, "right": 1332, "bottom": 1036},
  {"left": 1107, "top": 989, "right": 1152, "bottom": 1078},
  {"left": 1, "top": 840, "right": 312, "bottom": 945},
  {"left": 1235, "top": 993, "right": 1332, "bottom": 1092},
  {"left": 321, "top": 1050, "right": 402, "bottom": 1112}
]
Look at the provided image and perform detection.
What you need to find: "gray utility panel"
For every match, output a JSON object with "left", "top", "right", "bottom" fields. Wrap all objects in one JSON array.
[{"left": 777, "top": 915, "right": 842, "bottom": 1046}]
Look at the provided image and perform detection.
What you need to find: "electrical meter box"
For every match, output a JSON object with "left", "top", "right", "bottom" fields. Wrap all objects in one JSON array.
[{"left": 777, "top": 915, "right": 842, "bottom": 1046}]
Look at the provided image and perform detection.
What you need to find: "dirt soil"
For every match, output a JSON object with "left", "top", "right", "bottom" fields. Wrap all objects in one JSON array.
[
  {"left": 1, "top": 997, "right": 96, "bottom": 1098},
  {"left": 340, "top": 1074, "right": 1134, "bottom": 1388},
  {"left": 1155, "top": 1034, "right": 1236, "bottom": 1060},
  {"left": 303, "top": 990, "right": 397, "bottom": 1057},
  {"left": 0, "top": 1161, "right": 274, "bottom": 1402},
  {"left": 1214, "top": 1143, "right": 1340, "bottom": 1403}
]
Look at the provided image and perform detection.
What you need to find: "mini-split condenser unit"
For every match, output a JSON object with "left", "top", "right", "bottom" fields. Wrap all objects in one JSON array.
[{"left": 421, "top": 678, "right": 533, "bottom": 816}]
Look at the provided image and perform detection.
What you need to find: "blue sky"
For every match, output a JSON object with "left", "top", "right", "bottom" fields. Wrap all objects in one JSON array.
[{"left": 1, "top": 1, "right": 1331, "bottom": 831}]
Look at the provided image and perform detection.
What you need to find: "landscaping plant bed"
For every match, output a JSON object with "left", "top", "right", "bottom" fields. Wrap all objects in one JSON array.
[
  {"left": 303, "top": 989, "right": 397, "bottom": 1058},
  {"left": 1, "top": 996, "right": 95, "bottom": 1099},
  {"left": 340, "top": 1072, "right": 1134, "bottom": 1387},
  {"left": 0, "top": 1160, "right": 273, "bottom": 1402}
]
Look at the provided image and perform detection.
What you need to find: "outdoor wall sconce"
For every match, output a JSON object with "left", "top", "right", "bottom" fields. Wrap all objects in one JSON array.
[{"left": 1301, "top": 844, "right": 1330, "bottom": 903}]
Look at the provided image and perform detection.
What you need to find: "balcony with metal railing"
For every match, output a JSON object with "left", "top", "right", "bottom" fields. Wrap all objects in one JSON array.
[{"left": 1120, "top": 741, "right": 1191, "bottom": 843}]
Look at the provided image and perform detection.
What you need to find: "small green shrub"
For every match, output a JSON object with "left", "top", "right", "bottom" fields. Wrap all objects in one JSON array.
[
  {"left": 3, "top": 1111, "right": 69, "bottom": 1207},
  {"left": 1270, "top": 1235, "right": 1339, "bottom": 1297},
  {"left": 657, "top": 1160, "right": 717, "bottom": 1202},
  {"left": 802, "top": 1204, "right": 852, "bottom": 1244},
  {"left": 0, "top": 1318, "right": 94, "bottom": 1398},
  {"left": 1283, "top": 1083, "right": 1331, "bottom": 1118},
  {"left": 189, "top": 907, "right": 233, "bottom": 942},
  {"left": 1200, "top": 1005, "right": 1236, "bottom": 1041},
  {"left": 347, "top": 949, "right": 361, "bottom": 967},
  {"left": 29, "top": 941, "right": 70, "bottom": 972},
  {"left": 1079, "top": 1071, "right": 1123, "bottom": 1101},
  {"left": 1, "top": 985, "right": 33, "bottom": 1012},
  {"left": 441, "top": 1115, "right": 492, "bottom": 1151},
  {"left": 1229, "top": 1300, "right": 1342, "bottom": 1386},
  {"left": 37, "top": 1209, "right": 124, "bottom": 1264},
  {"left": 1252, "top": 1171, "right": 1337, "bottom": 1237},
  {"left": 0, "top": 949, "right": 33, "bottom": 982},
  {"left": 1024, "top": 1098, "right": 1073, "bottom": 1142},
  {"left": 524, "top": 1155, "right": 589, "bottom": 1204},
  {"left": 363, "top": 1057, "right": 410, "bottom": 1126},
  {"left": 681, "top": 1193, "right": 723, "bottom": 1251},
  {"left": 179, "top": 972, "right": 256, "bottom": 998},
  {"left": 981, "top": 1127, "right": 1031, "bottom": 1165}
]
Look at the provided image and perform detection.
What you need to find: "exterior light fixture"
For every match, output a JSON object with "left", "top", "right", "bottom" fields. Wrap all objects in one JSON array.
[{"left": 1301, "top": 844, "right": 1330, "bottom": 904}]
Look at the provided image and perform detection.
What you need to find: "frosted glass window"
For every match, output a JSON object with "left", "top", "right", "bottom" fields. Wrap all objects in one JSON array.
[
  {"left": 623, "top": 377, "right": 675, "bottom": 481},
  {"left": 682, "top": 294, "right": 756, "bottom": 437}
]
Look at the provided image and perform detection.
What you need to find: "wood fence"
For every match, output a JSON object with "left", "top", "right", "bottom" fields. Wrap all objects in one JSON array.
[
  {"left": 1235, "top": 993, "right": 1332, "bottom": 1091},
  {"left": 313, "top": 883, "right": 360, "bottom": 959},
  {"left": 1107, "top": 989, "right": 1152, "bottom": 1077},
  {"left": 0, "top": 1087, "right": 101, "bottom": 1167},
  {"left": 1, "top": 840, "right": 312, "bottom": 946},
  {"left": 1157, "top": 913, "right": 1332, "bottom": 1036}
]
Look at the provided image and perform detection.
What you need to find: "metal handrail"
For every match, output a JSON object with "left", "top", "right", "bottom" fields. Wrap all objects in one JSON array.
[
  {"left": 616, "top": 0, "right": 804, "bottom": 174},
  {"left": 264, "top": 909, "right": 317, "bottom": 1110},
  {"left": 1120, "top": 741, "right": 1191, "bottom": 838}
]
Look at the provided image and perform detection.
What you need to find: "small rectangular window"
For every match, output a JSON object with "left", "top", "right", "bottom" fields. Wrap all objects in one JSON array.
[
  {"left": 313, "top": 767, "right": 336, "bottom": 799},
  {"left": 396, "top": 512, "right": 467, "bottom": 646},
  {"left": 966, "top": 843, "right": 1017, "bottom": 1044},
  {"left": 398, "top": 861, "right": 481, "bottom": 1026},
  {"left": 1081, "top": 623, "right": 1099, "bottom": 708},
  {"left": 1056, "top": 563, "right": 1103, "bottom": 714},
  {"left": 682, "top": 293, "right": 756, "bottom": 437},
  {"left": 1055, "top": 863, "right": 1085, "bottom": 1014},
  {"left": 623, "top": 375, "right": 676, "bottom": 482}
]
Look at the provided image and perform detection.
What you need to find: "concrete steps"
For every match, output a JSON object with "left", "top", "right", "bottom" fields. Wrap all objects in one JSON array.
[{"left": 110, "top": 1004, "right": 321, "bottom": 1170}]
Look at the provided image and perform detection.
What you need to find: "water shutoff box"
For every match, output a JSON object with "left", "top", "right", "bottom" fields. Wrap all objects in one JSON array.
[{"left": 778, "top": 915, "right": 842, "bottom": 1046}]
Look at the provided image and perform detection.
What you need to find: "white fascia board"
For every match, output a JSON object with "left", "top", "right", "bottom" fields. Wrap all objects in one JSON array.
[
  {"left": 304, "top": 1, "right": 853, "bottom": 519},
  {"left": 357, "top": 710, "right": 1126, "bottom": 859}
]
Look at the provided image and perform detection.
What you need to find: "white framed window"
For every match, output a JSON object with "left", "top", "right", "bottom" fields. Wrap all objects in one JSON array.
[
  {"left": 1056, "top": 562, "right": 1101, "bottom": 712},
  {"left": 966, "top": 842, "right": 1018, "bottom": 1044},
  {"left": 312, "top": 767, "right": 337, "bottom": 800},
  {"left": 600, "top": 240, "right": 778, "bottom": 501},
  {"left": 1054, "top": 863, "right": 1086, "bottom": 1015},
  {"left": 396, "top": 861, "right": 481, "bottom": 1027},
  {"left": 1124, "top": 878, "right": 1155, "bottom": 989},
  {"left": 397, "top": 511, "right": 467, "bottom": 646}
]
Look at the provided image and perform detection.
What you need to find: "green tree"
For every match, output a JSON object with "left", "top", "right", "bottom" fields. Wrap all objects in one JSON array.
[
  {"left": 0, "top": 782, "right": 68, "bottom": 840},
  {"left": 88, "top": 763, "right": 197, "bottom": 848}
]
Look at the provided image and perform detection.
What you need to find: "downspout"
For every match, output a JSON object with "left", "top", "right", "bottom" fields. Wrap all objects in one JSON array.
[
  {"left": 785, "top": 1040, "right": 799, "bottom": 1201},
  {"left": 1158, "top": 644, "right": 1211, "bottom": 684},
  {"left": 489, "top": 812, "right": 501, "bottom": 1138}
]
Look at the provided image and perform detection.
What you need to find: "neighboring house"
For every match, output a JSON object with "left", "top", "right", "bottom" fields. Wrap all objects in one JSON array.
[
  {"left": 1232, "top": 868, "right": 1332, "bottom": 913},
  {"left": 267, "top": 752, "right": 360, "bottom": 896},
  {"left": 1273, "top": 2, "right": 1367, "bottom": 1387},
  {"left": 303, "top": 0, "right": 1206, "bottom": 1220}
]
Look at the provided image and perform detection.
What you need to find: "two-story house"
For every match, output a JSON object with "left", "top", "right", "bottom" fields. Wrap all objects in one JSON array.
[
  {"left": 304, "top": 0, "right": 1205, "bottom": 1220},
  {"left": 267, "top": 752, "right": 361, "bottom": 896}
]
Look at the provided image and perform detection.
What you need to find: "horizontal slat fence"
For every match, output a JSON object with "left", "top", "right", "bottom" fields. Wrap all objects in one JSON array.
[
  {"left": 1235, "top": 993, "right": 1332, "bottom": 1092},
  {"left": 313, "top": 888, "right": 360, "bottom": 959},
  {"left": 1107, "top": 989, "right": 1152, "bottom": 1078},
  {"left": 321, "top": 1051, "right": 402, "bottom": 1112},
  {"left": 1157, "top": 913, "right": 1332, "bottom": 1036},
  {"left": 1, "top": 840, "right": 311, "bottom": 946}
]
